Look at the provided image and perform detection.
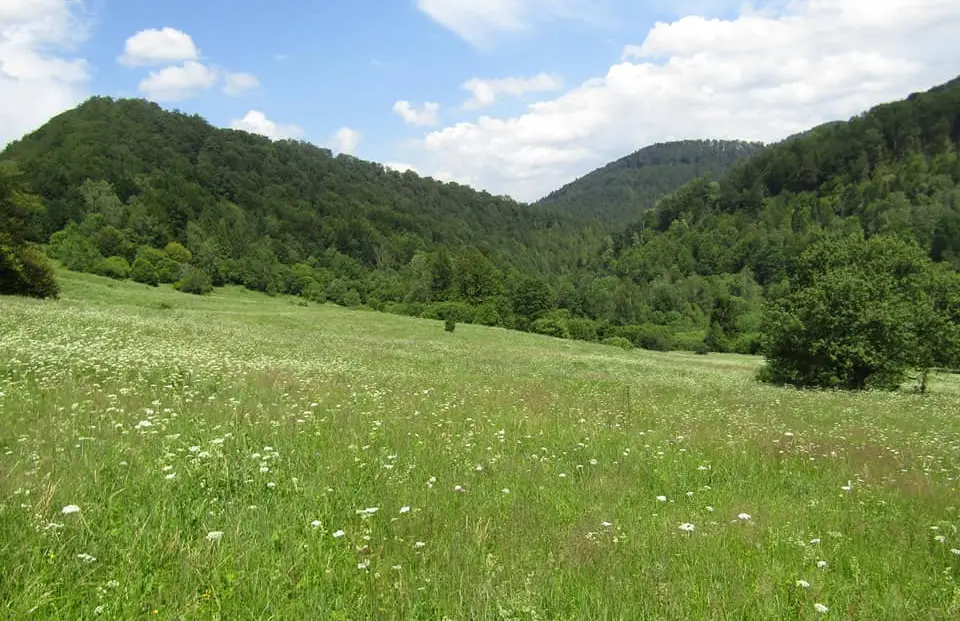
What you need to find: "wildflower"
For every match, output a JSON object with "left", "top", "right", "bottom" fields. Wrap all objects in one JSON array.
[
  {"left": 841, "top": 480, "right": 852, "bottom": 492},
  {"left": 414, "top": 541, "right": 426, "bottom": 549},
  {"left": 601, "top": 521, "right": 613, "bottom": 528},
  {"left": 814, "top": 603, "right": 829, "bottom": 613},
  {"left": 357, "top": 560, "right": 370, "bottom": 570},
  {"left": 935, "top": 535, "right": 947, "bottom": 543},
  {"left": 106, "top": 580, "right": 119, "bottom": 589},
  {"left": 952, "top": 549, "right": 960, "bottom": 556},
  {"left": 206, "top": 531, "right": 224, "bottom": 542},
  {"left": 134, "top": 420, "right": 152, "bottom": 429},
  {"left": 399, "top": 506, "right": 410, "bottom": 514},
  {"left": 164, "top": 473, "right": 176, "bottom": 480},
  {"left": 61, "top": 505, "right": 81, "bottom": 515},
  {"left": 589, "top": 459, "right": 599, "bottom": 466},
  {"left": 77, "top": 553, "right": 97, "bottom": 563},
  {"left": 266, "top": 482, "right": 276, "bottom": 489},
  {"left": 738, "top": 513, "right": 752, "bottom": 521},
  {"left": 796, "top": 580, "right": 810, "bottom": 588},
  {"left": 705, "top": 506, "right": 715, "bottom": 512},
  {"left": 809, "top": 538, "right": 821, "bottom": 545},
  {"left": 332, "top": 530, "right": 345, "bottom": 538},
  {"left": 816, "top": 560, "right": 827, "bottom": 569},
  {"left": 392, "top": 565, "right": 402, "bottom": 570},
  {"left": 678, "top": 523, "right": 696, "bottom": 533},
  {"left": 454, "top": 485, "right": 465, "bottom": 492},
  {"left": 310, "top": 520, "right": 321, "bottom": 528},
  {"left": 94, "top": 606, "right": 104, "bottom": 615},
  {"left": 656, "top": 496, "right": 667, "bottom": 502},
  {"left": 502, "top": 488, "right": 510, "bottom": 494}
]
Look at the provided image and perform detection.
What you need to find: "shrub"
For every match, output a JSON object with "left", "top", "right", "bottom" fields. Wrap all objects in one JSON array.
[
  {"left": 94, "top": 256, "right": 130, "bottom": 280},
  {"left": 131, "top": 257, "right": 159, "bottom": 286},
  {"left": 164, "top": 241, "right": 192, "bottom": 264},
  {"left": 155, "top": 257, "right": 182, "bottom": 284},
  {"left": 693, "top": 342, "right": 711, "bottom": 355},
  {"left": 0, "top": 244, "right": 59, "bottom": 299},
  {"left": 445, "top": 317, "right": 456, "bottom": 332},
  {"left": 602, "top": 336, "right": 634, "bottom": 350},
  {"left": 175, "top": 267, "right": 213, "bottom": 295},
  {"left": 567, "top": 318, "right": 598, "bottom": 342}
]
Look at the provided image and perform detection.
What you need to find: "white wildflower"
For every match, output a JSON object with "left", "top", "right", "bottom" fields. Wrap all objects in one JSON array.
[
  {"left": 814, "top": 603, "right": 829, "bottom": 613},
  {"left": 678, "top": 523, "right": 696, "bottom": 533},
  {"left": 61, "top": 505, "right": 81, "bottom": 515},
  {"left": 206, "top": 531, "right": 224, "bottom": 542},
  {"left": 332, "top": 530, "right": 345, "bottom": 538},
  {"left": 796, "top": 580, "right": 810, "bottom": 588}
]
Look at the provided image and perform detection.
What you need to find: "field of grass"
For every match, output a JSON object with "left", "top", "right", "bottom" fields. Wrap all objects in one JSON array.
[{"left": 2, "top": 271, "right": 960, "bottom": 620}]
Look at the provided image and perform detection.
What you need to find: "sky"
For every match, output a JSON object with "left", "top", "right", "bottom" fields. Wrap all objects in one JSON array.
[{"left": 2, "top": 0, "right": 960, "bottom": 202}]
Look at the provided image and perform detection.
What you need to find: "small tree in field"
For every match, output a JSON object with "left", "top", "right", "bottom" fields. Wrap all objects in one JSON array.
[
  {"left": 0, "top": 162, "right": 59, "bottom": 298},
  {"left": 444, "top": 317, "right": 456, "bottom": 332},
  {"left": 759, "top": 234, "right": 960, "bottom": 391}
]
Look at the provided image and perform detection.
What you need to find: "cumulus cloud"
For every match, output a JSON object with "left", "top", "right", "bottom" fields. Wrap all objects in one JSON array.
[
  {"left": 416, "top": 0, "right": 597, "bottom": 47},
  {"left": 462, "top": 73, "right": 563, "bottom": 109},
  {"left": 138, "top": 61, "right": 217, "bottom": 102},
  {"left": 223, "top": 72, "right": 260, "bottom": 96},
  {"left": 119, "top": 27, "right": 198, "bottom": 66},
  {"left": 393, "top": 100, "right": 440, "bottom": 126},
  {"left": 0, "top": 0, "right": 90, "bottom": 146},
  {"left": 230, "top": 110, "right": 303, "bottom": 140},
  {"left": 414, "top": 0, "right": 960, "bottom": 201},
  {"left": 332, "top": 127, "right": 361, "bottom": 154}
]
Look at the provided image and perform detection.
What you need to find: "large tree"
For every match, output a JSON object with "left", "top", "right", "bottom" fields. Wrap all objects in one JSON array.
[
  {"left": 0, "top": 162, "right": 59, "bottom": 298},
  {"left": 759, "top": 234, "right": 960, "bottom": 391}
]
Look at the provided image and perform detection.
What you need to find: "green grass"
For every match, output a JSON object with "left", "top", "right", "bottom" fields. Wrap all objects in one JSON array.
[{"left": 2, "top": 271, "right": 960, "bottom": 620}]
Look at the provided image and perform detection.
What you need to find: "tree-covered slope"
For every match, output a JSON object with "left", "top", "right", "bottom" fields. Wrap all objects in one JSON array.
[
  {"left": 584, "top": 74, "right": 960, "bottom": 357},
  {"left": 0, "top": 96, "right": 599, "bottom": 277},
  {"left": 536, "top": 140, "right": 763, "bottom": 225}
]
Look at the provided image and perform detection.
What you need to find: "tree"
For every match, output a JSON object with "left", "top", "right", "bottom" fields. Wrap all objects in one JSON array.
[
  {"left": 131, "top": 256, "right": 159, "bottom": 286},
  {"left": 759, "top": 235, "right": 960, "bottom": 390},
  {"left": 0, "top": 162, "right": 59, "bottom": 298}
]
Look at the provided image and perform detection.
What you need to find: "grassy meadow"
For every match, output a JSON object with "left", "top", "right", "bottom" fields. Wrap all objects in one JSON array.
[{"left": 2, "top": 271, "right": 960, "bottom": 620}]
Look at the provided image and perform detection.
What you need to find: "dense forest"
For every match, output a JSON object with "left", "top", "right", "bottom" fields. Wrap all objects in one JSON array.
[
  {"left": 2, "top": 76, "right": 960, "bottom": 381},
  {"left": 537, "top": 140, "right": 763, "bottom": 225}
]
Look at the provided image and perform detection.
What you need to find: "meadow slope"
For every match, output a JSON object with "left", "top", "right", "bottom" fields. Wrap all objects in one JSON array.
[{"left": 2, "top": 272, "right": 960, "bottom": 620}]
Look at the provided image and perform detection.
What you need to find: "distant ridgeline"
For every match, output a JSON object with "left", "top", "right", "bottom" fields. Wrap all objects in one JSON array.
[
  {"left": 2, "top": 75, "right": 960, "bottom": 367},
  {"left": 536, "top": 139, "right": 764, "bottom": 226}
]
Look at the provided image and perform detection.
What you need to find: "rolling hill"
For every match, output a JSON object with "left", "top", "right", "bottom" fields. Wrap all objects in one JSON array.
[{"left": 537, "top": 140, "right": 763, "bottom": 225}]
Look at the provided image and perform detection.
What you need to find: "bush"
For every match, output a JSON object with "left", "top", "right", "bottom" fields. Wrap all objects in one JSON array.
[
  {"left": 612, "top": 324, "right": 675, "bottom": 351},
  {"left": 533, "top": 315, "right": 569, "bottom": 339},
  {"left": 693, "top": 342, "right": 711, "bottom": 355},
  {"left": 602, "top": 336, "right": 634, "bottom": 350},
  {"left": 94, "top": 256, "right": 130, "bottom": 280},
  {"left": 444, "top": 317, "right": 456, "bottom": 332},
  {"left": 164, "top": 241, "right": 192, "bottom": 264},
  {"left": 567, "top": 317, "right": 598, "bottom": 342},
  {"left": 0, "top": 244, "right": 59, "bottom": 299},
  {"left": 175, "top": 267, "right": 213, "bottom": 295},
  {"left": 131, "top": 257, "right": 159, "bottom": 286},
  {"left": 155, "top": 257, "right": 182, "bottom": 284}
]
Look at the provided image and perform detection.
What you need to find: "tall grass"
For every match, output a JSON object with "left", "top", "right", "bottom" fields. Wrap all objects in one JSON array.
[{"left": 1, "top": 271, "right": 959, "bottom": 619}]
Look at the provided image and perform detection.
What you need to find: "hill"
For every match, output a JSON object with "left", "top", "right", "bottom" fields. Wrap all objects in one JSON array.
[
  {"left": 0, "top": 96, "right": 602, "bottom": 315},
  {"left": 579, "top": 74, "right": 960, "bottom": 353},
  {"left": 536, "top": 140, "right": 763, "bottom": 225}
]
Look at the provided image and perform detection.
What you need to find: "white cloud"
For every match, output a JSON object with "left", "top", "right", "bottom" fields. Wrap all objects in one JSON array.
[
  {"left": 119, "top": 27, "right": 198, "bottom": 67},
  {"left": 385, "top": 162, "right": 419, "bottom": 174},
  {"left": 416, "top": 0, "right": 596, "bottom": 47},
  {"left": 0, "top": 0, "right": 90, "bottom": 146},
  {"left": 414, "top": 0, "right": 960, "bottom": 201},
  {"left": 138, "top": 61, "right": 217, "bottom": 102},
  {"left": 462, "top": 73, "right": 563, "bottom": 109},
  {"left": 223, "top": 72, "right": 260, "bottom": 96},
  {"left": 332, "top": 127, "right": 361, "bottom": 154},
  {"left": 230, "top": 110, "right": 303, "bottom": 140},
  {"left": 392, "top": 100, "right": 440, "bottom": 126}
]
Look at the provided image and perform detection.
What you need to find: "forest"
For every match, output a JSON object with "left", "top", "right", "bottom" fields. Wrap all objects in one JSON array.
[{"left": 2, "top": 76, "right": 960, "bottom": 386}]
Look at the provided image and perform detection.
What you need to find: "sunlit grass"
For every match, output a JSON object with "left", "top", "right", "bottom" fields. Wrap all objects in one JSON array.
[{"left": 2, "top": 270, "right": 960, "bottom": 619}]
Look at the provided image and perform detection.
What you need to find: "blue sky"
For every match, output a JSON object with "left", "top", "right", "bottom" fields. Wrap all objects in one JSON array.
[{"left": 2, "top": 1, "right": 960, "bottom": 200}]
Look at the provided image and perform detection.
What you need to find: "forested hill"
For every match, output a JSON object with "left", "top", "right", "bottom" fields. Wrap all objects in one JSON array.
[
  {"left": 536, "top": 140, "right": 763, "bottom": 225},
  {"left": 0, "top": 96, "right": 601, "bottom": 278}
]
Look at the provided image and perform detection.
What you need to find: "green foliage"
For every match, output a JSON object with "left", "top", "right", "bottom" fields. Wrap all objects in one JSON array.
[
  {"left": 444, "top": 317, "right": 456, "bottom": 332},
  {"left": 532, "top": 310, "right": 570, "bottom": 339},
  {"left": 0, "top": 162, "right": 59, "bottom": 298},
  {"left": 155, "top": 257, "right": 182, "bottom": 283},
  {"left": 175, "top": 267, "right": 213, "bottom": 295},
  {"left": 130, "top": 256, "right": 159, "bottom": 286},
  {"left": 601, "top": 336, "right": 634, "bottom": 350},
  {"left": 94, "top": 256, "right": 131, "bottom": 280},
  {"left": 759, "top": 235, "right": 960, "bottom": 390},
  {"left": 164, "top": 241, "right": 192, "bottom": 263},
  {"left": 539, "top": 140, "right": 763, "bottom": 225},
  {"left": 567, "top": 317, "right": 599, "bottom": 342}
]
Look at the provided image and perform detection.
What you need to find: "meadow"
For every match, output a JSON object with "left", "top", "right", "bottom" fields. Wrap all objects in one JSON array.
[{"left": 2, "top": 271, "right": 960, "bottom": 620}]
